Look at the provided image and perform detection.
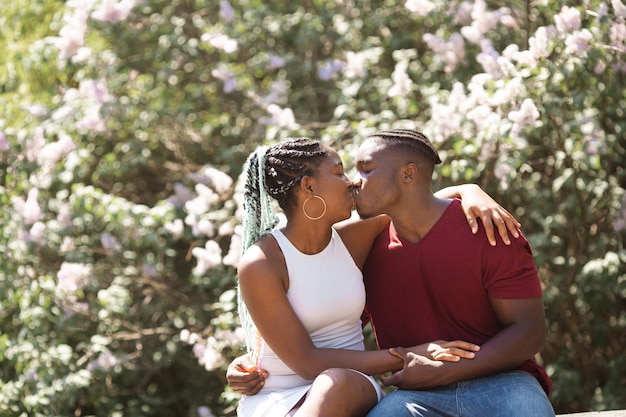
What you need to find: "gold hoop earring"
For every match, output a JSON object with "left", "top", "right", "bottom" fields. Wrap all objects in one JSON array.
[{"left": 302, "top": 195, "right": 327, "bottom": 220}]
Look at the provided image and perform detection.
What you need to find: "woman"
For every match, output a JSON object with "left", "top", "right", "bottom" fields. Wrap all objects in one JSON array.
[{"left": 236, "top": 138, "right": 517, "bottom": 417}]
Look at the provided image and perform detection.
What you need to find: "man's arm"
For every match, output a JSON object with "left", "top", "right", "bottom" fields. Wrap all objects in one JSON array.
[{"left": 381, "top": 297, "right": 546, "bottom": 389}]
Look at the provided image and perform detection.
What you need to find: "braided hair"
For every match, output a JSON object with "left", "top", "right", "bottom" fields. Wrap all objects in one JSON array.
[
  {"left": 367, "top": 128, "right": 442, "bottom": 165},
  {"left": 238, "top": 138, "right": 327, "bottom": 353}
]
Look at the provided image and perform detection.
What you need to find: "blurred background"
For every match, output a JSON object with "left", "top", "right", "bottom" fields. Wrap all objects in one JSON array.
[{"left": 1, "top": 0, "right": 624, "bottom": 415}]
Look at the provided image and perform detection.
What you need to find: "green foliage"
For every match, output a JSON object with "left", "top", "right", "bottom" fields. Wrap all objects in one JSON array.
[{"left": 1, "top": 0, "right": 625, "bottom": 415}]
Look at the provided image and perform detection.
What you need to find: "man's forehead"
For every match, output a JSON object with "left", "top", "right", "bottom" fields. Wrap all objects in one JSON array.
[{"left": 355, "top": 139, "right": 385, "bottom": 161}]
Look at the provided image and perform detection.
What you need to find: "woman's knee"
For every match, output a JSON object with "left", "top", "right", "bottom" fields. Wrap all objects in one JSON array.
[{"left": 310, "top": 368, "right": 357, "bottom": 394}]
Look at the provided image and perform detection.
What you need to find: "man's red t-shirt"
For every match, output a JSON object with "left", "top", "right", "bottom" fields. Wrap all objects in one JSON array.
[{"left": 362, "top": 198, "right": 552, "bottom": 395}]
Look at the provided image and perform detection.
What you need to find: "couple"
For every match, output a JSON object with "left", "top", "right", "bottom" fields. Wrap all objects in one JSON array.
[{"left": 227, "top": 129, "right": 554, "bottom": 417}]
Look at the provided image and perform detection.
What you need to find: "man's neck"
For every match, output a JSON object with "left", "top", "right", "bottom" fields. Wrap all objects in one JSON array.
[{"left": 388, "top": 195, "right": 452, "bottom": 244}]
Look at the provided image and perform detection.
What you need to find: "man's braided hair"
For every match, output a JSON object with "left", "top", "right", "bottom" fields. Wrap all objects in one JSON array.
[
  {"left": 239, "top": 138, "right": 327, "bottom": 353},
  {"left": 367, "top": 128, "right": 442, "bottom": 165}
]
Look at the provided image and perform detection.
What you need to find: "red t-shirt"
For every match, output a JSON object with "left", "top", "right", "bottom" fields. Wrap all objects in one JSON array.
[{"left": 363, "top": 198, "right": 552, "bottom": 395}]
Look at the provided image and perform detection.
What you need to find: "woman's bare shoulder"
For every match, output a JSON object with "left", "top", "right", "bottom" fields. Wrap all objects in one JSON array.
[{"left": 238, "top": 233, "right": 286, "bottom": 284}]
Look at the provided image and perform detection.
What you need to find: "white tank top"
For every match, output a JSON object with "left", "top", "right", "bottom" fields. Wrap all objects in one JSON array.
[{"left": 251, "top": 227, "right": 366, "bottom": 390}]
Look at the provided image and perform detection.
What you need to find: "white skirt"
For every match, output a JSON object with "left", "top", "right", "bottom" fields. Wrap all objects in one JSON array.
[
  {"left": 237, "top": 370, "right": 383, "bottom": 417},
  {"left": 238, "top": 383, "right": 310, "bottom": 417}
]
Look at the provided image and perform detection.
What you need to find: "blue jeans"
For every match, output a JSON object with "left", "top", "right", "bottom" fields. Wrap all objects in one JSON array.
[{"left": 367, "top": 371, "right": 555, "bottom": 417}]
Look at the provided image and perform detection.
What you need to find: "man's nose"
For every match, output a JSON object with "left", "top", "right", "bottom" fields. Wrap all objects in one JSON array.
[{"left": 351, "top": 176, "right": 362, "bottom": 187}]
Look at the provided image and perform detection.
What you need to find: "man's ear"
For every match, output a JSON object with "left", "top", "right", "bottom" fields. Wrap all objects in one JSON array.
[{"left": 401, "top": 163, "right": 417, "bottom": 183}]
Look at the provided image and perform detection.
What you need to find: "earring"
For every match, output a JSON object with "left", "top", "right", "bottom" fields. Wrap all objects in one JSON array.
[{"left": 302, "top": 195, "right": 327, "bottom": 220}]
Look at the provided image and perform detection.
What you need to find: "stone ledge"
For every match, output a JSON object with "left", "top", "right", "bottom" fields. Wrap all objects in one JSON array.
[{"left": 557, "top": 412, "right": 626, "bottom": 416}]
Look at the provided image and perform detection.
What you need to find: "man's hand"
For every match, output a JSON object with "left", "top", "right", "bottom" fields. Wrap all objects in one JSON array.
[
  {"left": 380, "top": 352, "right": 446, "bottom": 390},
  {"left": 382, "top": 340, "right": 480, "bottom": 389},
  {"left": 226, "top": 354, "right": 268, "bottom": 396},
  {"left": 389, "top": 340, "right": 480, "bottom": 363}
]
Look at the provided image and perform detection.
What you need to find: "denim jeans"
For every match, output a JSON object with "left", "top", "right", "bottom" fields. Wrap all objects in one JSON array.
[{"left": 367, "top": 371, "right": 555, "bottom": 417}]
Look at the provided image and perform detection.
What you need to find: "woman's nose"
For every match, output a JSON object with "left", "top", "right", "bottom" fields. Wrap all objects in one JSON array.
[{"left": 351, "top": 177, "right": 362, "bottom": 187}]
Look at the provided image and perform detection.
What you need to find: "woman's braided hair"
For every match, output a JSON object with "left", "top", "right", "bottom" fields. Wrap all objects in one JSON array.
[{"left": 239, "top": 137, "right": 327, "bottom": 353}]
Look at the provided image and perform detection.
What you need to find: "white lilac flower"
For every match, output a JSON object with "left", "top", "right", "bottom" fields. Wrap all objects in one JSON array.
[
  {"left": 222, "top": 233, "right": 242, "bottom": 267},
  {"left": 610, "top": 22, "right": 626, "bottom": 53},
  {"left": 192, "top": 337, "right": 224, "bottom": 371},
  {"left": 12, "top": 188, "right": 44, "bottom": 225},
  {"left": 460, "top": 25, "right": 483, "bottom": 45},
  {"left": 215, "top": 328, "right": 245, "bottom": 347},
  {"left": 202, "top": 33, "right": 238, "bottom": 53},
  {"left": 476, "top": 40, "right": 501, "bottom": 78},
  {"left": 388, "top": 62, "right": 412, "bottom": 97},
  {"left": 211, "top": 67, "right": 237, "bottom": 93},
  {"left": 220, "top": 0, "right": 235, "bottom": 22},
  {"left": 38, "top": 133, "right": 76, "bottom": 170},
  {"left": 317, "top": 59, "right": 346, "bottom": 80},
  {"left": 51, "top": 104, "right": 74, "bottom": 122},
  {"left": 259, "top": 104, "right": 297, "bottom": 127},
  {"left": 467, "top": 105, "right": 495, "bottom": 132},
  {"left": 197, "top": 406, "right": 214, "bottom": 417},
  {"left": 165, "top": 219, "right": 185, "bottom": 239},
  {"left": 529, "top": 26, "right": 551, "bottom": 59},
  {"left": 23, "top": 104, "right": 49, "bottom": 118},
  {"left": 343, "top": 51, "right": 368, "bottom": 79},
  {"left": 405, "top": 0, "right": 436, "bottom": 16},
  {"left": 496, "top": 77, "right": 522, "bottom": 106},
  {"left": 197, "top": 219, "right": 215, "bottom": 237},
  {"left": 60, "top": 236, "right": 76, "bottom": 253},
  {"left": 472, "top": 1, "right": 507, "bottom": 34},
  {"left": 180, "top": 329, "right": 200, "bottom": 344},
  {"left": 613, "top": 0, "right": 626, "bottom": 17},
  {"left": 266, "top": 55, "right": 285, "bottom": 70},
  {"left": 57, "top": 262, "right": 91, "bottom": 292},
  {"left": 26, "top": 127, "right": 46, "bottom": 163},
  {"left": 166, "top": 183, "right": 192, "bottom": 208},
  {"left": 27, "top": 222, "right": 47, "bottom": 245},
  {"left": 424, "top": 33, "right": 465, "bottom": 72},
  {"left": 494, "top": 163, "right": 513, "bottom": 191},
  {"left": 192, "top": 240, "right": 222, "bottom": 275},
  {"left": 555, "top": 6, "right": 581, "bottom": 33},
  {"left": 256, "top": 79, "right": 289, "bottom": 105},
  {"left": 57, "top": 204, "right": 73, "bottom": 228},
  {"left": 76, "top": 107, "right": 108, "bottom": 132},
  {"left": 91, "top": 0, "right": 136, "bottom": 23},
  {"left": 565, "top": 29, "right": 593, "bottom": 55},
  {"left": 196, "top": 183, "right": 219, "bottom": 207},
  {"left": 101, "top": 232, "right": 122, "bottom": 253},
  {"left": 508, "top": 99, "right": 540, "bottom": 127},
  {"left": 193, "top": 166, "right": 233, "bottom": 195},
  {"left": 80, "top": 78, "right": 113, "bottom": 104},
  {"left": 462, "top": 0, "right": 510, "bottom": 44},
  {"left": 87, "top": 349, "right": 120, "bottom": 371},
  {"left": 0, "top": 132, "right": 8, "bottom": 152},
  {"left": 51, "top": 8, "right": 88, "bottom": 60}
]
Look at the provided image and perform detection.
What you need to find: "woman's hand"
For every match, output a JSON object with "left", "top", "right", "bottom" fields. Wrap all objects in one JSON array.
[
  {"left": 436, "top": 184, "right": 521, "bottom": 246},
  {"left": 225, "top": 354, "right": 268, "bottom": 395},
  {"left": 388, "top": 340, "right": 480, "bottom": 363}
]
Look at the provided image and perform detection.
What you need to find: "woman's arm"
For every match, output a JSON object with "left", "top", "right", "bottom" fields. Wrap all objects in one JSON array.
[
  {"left": 435, "top": 184, "right": 520, "bottom": 246},
  {"left": 238, "top": 241, "right": 402, "bottom": 380}
]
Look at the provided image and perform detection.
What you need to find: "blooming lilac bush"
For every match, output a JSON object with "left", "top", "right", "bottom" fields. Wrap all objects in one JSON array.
[{"left": 1, "top": 0, "right": 624, "bottom": 415}]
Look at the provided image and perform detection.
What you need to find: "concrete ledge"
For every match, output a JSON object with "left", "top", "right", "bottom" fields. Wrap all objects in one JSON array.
[{"left": 557, "top": 412, "right": 626, "bottom": 416}]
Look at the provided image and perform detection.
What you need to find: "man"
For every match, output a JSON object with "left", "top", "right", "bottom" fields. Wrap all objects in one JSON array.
[
  {"left": 353, "top": 129, "right": 553, "bottom": 416},
  {"left": 228, "top": 129, "right": 554, "bottom": 416}
]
